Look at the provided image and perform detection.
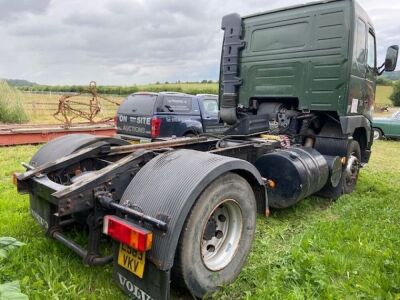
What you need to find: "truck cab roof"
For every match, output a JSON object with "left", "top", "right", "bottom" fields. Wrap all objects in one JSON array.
[{"left": 243, "top": 0, "right": 372, "bottom": 27}]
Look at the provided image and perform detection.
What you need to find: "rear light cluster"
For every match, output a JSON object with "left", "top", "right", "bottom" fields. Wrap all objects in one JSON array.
[
  {"left": 151, "top": 117, "right": 161, "bottom": 138},
  {"left": 103, "top": 215, "right": 153, "bottom": 252},
  {"left": 113, "top": 115, "right": 118, "bottom": 127}
]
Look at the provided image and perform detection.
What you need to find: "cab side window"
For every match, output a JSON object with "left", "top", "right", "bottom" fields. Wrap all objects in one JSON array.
[
  {"left": 355, "top": 19, "right": 367, "bottom": 65},
  {"left": 367, "top": 31, "right": 376, "bottom": 68}
]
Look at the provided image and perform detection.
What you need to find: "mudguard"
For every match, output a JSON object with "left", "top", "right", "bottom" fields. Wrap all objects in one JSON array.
[
  {"left": 120, "top": 149, "right": 265, "bottom": 269},
  {"left": 30, "top": 133, "right": 129, "bottom": 167},
  {"left": 116, "top": 149, "right": 265, "bottom": 299}
]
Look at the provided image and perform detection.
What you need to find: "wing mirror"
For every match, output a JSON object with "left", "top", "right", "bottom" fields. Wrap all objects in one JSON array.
[
  {"left": 385, "top": 45, "right": 398, "bottom": 71},
  {"left": 378, "top": 45, "right": 398, "bottom": 75}
]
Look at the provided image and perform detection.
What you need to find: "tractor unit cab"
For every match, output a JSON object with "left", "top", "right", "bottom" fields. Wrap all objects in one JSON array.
[{"left": 220, "top": 0, "right": 398, "bottom": 164}]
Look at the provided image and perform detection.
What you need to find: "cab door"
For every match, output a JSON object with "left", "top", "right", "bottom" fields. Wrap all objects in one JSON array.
[{"left": 349, "top": 18, "right": 368, "bottom": 117}]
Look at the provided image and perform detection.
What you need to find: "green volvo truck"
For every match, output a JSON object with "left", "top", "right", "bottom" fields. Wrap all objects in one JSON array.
[
  {"left": 220, "top": 0, "right": 397, "bottom": 171},
  {"left": 15, "top": 0, "right": 398, "bottom": 299}
]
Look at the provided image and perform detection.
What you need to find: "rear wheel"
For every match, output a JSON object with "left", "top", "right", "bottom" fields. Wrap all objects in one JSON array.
[
  {"left": 173, "top": 172, "right": 256, "bottom": 298},
  {"left": 373, "top": 128, "right": 383, "bottom": 140}
]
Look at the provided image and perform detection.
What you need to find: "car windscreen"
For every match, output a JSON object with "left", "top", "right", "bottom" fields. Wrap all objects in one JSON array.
[{"left": 118, "top": 94, "right": 157, "bottom": 116}]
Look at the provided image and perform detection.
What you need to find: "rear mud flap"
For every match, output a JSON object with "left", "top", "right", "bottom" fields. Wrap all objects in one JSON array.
[
  {"left": 29, "top": 195, "right": 56, "bottom": 232},
  {"left": 113, "top": 245, "right": 170, "bottom": 300}
]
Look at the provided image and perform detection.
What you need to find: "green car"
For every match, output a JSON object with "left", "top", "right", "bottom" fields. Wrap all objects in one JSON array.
[{"left": 373, "top": 111, "right": 400, "bottom": 140}]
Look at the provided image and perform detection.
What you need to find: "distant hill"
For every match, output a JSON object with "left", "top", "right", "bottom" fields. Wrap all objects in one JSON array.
[
  {"left": 382, "top": 70, "right": 400, "bottom": 81},
  {"left": 2, "top": 79, "right": 38, "bottom": 87}
]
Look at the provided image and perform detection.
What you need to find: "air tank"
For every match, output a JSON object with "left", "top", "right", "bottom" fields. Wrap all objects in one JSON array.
[{"left": 255, "top": 147, "right": 337, "bottom": 208}]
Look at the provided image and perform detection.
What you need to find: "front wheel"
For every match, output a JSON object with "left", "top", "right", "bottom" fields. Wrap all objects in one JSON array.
[
  {"left": 173, "top": 172, "right": 256, "bottom": 298},
  {"left": 342, "top": 140, "right": 361, "bottom": 194},
  {"left": 316, "top": 140, "right": 361, "bottom": 198}
]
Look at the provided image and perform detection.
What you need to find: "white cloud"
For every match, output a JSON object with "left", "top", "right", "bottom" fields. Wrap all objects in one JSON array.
[{"left": 0, "top": 0, "right": 399, "bottom": 85}]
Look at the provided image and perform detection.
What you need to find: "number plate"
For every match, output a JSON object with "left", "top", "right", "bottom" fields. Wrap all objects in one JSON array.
[{"left": 117, "top": 244, "right": 146, "bottom": 278}]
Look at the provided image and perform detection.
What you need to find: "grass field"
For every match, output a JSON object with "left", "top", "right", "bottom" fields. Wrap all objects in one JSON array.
[
  {"left": 375, "top": 85, "right": 394, "bottom": 106},
  {"left": 0, "top": 141, "right": 399, "bottom": 299},
  {"left": 16, "top": 84, "right": 395, "bottom": 124}
]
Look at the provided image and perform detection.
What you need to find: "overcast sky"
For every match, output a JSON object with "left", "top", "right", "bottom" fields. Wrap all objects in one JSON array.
[{"left": 0, "top": 0, "right": 399, "bottom": 85}]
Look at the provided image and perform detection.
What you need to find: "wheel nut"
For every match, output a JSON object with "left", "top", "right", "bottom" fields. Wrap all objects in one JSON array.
[
  {"left": 218, "top": 214, "right": 226, "bottom": 222},
  {"left": 207, "top": 245, "right": 215, "bottom": 253},
  {"left": 215, "top": 230, "right": 223, "bottom": 239}
]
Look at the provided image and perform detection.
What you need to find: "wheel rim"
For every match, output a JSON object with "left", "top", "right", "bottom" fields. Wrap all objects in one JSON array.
[
  {"left": 373, "top": 130, "right": 380, "bottom": 140},
  {"left": 344, "top": 154, "right": 360, "bottom": 188},
  {"left": 200, "top": 199, "right": 243, "bottom": 271}
]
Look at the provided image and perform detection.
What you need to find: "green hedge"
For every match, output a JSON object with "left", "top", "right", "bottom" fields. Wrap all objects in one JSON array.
[{"left": 390, "top": 80, "right": 400, "bottom": 106}]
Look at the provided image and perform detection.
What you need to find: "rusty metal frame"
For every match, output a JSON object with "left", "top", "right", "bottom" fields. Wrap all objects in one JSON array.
[{"left": 53, "top": 81, "right": 120, "bottom": 126}]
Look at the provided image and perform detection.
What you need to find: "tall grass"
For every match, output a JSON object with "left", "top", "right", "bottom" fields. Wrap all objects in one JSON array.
[{"left": 0, "top": 81, "right": 29, "bottom": 123}]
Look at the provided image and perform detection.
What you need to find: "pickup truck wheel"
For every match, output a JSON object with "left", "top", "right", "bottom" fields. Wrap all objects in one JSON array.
[
  {"left": 373, "top": 128, "right": 383, "bottom": 140},
  {"left": 173, "top": 172, "right": 256, "bottom": 298},
  {"left": 184, "top": 132, "right": 196, "bottom": 137}
]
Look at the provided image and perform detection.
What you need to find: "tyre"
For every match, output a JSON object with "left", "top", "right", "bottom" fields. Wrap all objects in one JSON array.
[
  {"left": 316, "top": 140, "right": 361, "bottom": 198},
  {"left": 373, "top": 128, "right": 383, "bottom": 140},
  {"left": 342, "top": 140, "right": 361, "bottom": 194},
  {"left": 173, "top": 172, "right": 256, "bottom": 298},
  {"left": 184, "top": 132, "right": 196, "bottom": 137}
]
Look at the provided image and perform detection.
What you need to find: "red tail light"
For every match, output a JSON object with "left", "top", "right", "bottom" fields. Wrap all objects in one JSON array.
[
  {"left": 103, "top": 215, "right": 153, "bottom": 252},
  {"left": 151, "top": 117, "right": 161, "bottom": 138},
  {"left": 113, "top": 115, "right": 118, "bottom": 127}
]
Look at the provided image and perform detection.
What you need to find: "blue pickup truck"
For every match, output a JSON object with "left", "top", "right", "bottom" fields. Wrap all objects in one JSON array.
[{"left": 116, "top": 92, "right": 225, "bottom": 141}]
